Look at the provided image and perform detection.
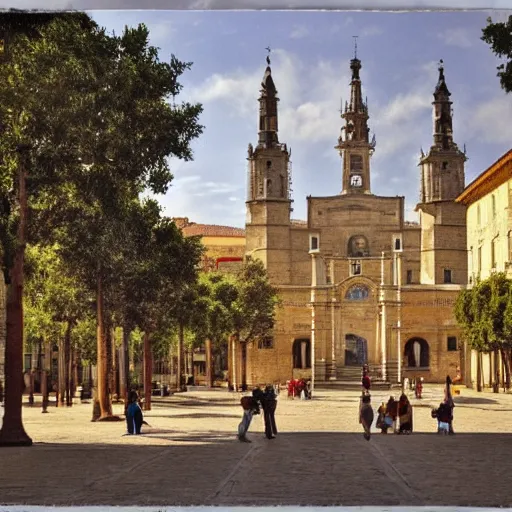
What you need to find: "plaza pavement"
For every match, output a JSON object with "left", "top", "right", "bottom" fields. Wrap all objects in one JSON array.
[{"left": 1, "top": 385, "right": 512, "bottom": 507}]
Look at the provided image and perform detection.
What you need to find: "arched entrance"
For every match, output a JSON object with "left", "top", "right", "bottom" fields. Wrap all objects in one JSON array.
[
  {"left": 293, "top": 339, "right": 311, "bottom": 369},
  {"left": 345, "top": 334, "right": 368, "bottom": 366},
  {"left": 404, "top": 337, "right": 430, "bottom": 368}
]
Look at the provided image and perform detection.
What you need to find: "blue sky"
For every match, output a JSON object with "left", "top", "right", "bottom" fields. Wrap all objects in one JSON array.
[{"left": 84, "top": 10, "right": 512, "bottom": 227}]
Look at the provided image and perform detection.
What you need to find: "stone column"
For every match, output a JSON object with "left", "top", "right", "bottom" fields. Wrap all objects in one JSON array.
[
  {"left": 301, "top": 340, "right": 307, "bottom": 369},
  {"left": 380, "top": 252, "right": 387, "bottom": 381}
]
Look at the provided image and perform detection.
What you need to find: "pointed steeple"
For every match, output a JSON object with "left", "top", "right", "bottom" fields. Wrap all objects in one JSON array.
[
  {"left": 335, "top": 43, "right": 375, "bottom": 195},
  {"left": 418, "top": 59, "right": 466, "bottom": 205},
  {"left": 432, "top": 59, "right": 454, "bottom": 151},
  {"left": 258, "top": 53, "right": 279, "bottom": 149}
]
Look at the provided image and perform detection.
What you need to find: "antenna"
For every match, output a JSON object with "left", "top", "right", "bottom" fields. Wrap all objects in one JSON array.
[{"left": 352, "top": 35, "right": 358, "bottom": 59}]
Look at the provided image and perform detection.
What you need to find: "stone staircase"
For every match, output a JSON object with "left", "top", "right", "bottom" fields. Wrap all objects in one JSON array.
[{"left": 316, "top": 361, "right": 403, "bottom": 390}]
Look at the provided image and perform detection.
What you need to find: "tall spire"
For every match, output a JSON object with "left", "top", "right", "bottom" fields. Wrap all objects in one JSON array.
[
  {"left": 258, "top": 48, "right": 279, "bottom": 148},
  {"left": 335, "top": 45, "right": 375, "bottom": 195},
  {"left": 432, "top": 59, "right": 454, "bottom": 151},
  {"left": 418, "top": 59, "right": 466, "bottom": 205}
]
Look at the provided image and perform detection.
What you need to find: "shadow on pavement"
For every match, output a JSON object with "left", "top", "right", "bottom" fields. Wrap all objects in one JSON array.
[
  {"left": 146, "top": 413, "right": 241, "bottom": 420},
  {"left": 2, "top": 432, "right": 512, "bottom": 508},
  {"left": 454, "top": 396, "right": 498, "bottom": 405}
]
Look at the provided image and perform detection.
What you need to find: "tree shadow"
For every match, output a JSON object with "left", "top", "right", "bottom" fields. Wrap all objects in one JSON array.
[
  {"left": 454, "top": 396, "right": 498, "bottom": 405},
  {"left": 145, "top": 413, "right": 241, "bottom": 420},
  {"left": 3, "top": 432, "right": 512, "bottom": 507}
]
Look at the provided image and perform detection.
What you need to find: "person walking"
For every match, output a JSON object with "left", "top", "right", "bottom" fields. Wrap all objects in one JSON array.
[{"left": 359, "top": 391, "right": 374, "bottom": 441}]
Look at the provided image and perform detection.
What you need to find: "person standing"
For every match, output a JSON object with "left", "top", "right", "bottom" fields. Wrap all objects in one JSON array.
[
  {"left": 262, "top": 384, "right": 278, "bottom": 439},
  {"left": 444, "top": 375, "right": 455, "bottom": 435},
  {"left": 398, "top": 393, "right": 413, "bottom": 434},
  {"left": 362, "top": 365, "right": 371, "bottom": 391},
  {"left": 126, "top": 390, "right": 144, "bottom": 435}
]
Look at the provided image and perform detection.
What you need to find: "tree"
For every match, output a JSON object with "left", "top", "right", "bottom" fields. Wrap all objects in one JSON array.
[
  {"left": 455, "top": 274, "right": 512, "bottom": 392},
  {"left": 0, "top": 14, "right": 203, "bottom": 442},
  {"left": 24, "top": 244, "right": 94, "bottom": 407},
  {"left": 482, "top": 15, "right": 512, "bottom": 93},
  {"left": 231, "top": 258, "right": 281, "bottom": 388}
]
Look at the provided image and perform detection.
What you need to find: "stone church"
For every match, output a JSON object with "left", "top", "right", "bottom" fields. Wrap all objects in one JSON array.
[{"left": 235, "top": 51, "right": 468, "bottom": 388}]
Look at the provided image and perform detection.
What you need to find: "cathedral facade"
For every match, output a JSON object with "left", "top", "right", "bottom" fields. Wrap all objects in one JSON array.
[{"left": 237, "top": 53, "right": 468, "bottom": 388}]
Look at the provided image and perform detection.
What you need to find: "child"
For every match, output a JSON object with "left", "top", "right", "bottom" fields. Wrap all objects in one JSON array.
[
  {"left": 376, "top": 402, "right": 388, "bottom": 434},
  {"left": 126, "top": 390, "right": 144, "bottom": 435}
]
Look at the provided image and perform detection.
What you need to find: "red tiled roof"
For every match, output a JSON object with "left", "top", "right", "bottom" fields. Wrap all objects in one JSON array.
[{"left": 181, "top": 223, "right": 246, "bottom": 238}]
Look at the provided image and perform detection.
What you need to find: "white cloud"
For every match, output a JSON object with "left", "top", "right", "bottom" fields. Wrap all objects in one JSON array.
[
  {"left": 148, "top": 20, "right": 175, "bottom": 45},
  {"left": 290, "top": 25, "right": 310, "bottom": 39},
  {"left": 469, "top": 94, "right": 512, "bottom": 144},
  {"left": 437, "top": 28, "right": 473, "bottom": 49},
  {"left": 361, "top": 26, "right": 384, "bottom": 37}
]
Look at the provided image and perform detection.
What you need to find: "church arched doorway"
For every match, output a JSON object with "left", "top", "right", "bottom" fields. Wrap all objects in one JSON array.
[
  {"left": 345, "top": 334, "right": 368, "bottom": 366},
  {"left": 293, "top": 338, "right": 311, "bottom": 369},
  {"left": 404, "top": 337, "right": 430, "bottom": 368}
]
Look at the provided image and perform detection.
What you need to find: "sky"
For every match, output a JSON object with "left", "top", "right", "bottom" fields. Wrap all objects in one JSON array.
[{"left": 44, "top": 9, "right": 512, "bottom": 227}]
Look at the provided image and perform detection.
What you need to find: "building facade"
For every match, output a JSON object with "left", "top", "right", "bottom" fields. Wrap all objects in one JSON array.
[
  {"left": 456, "top": 149, "right": 512, "bottom": 388},
  {"left": 235, "top": 53, "right": 468, "bottom": 388}
]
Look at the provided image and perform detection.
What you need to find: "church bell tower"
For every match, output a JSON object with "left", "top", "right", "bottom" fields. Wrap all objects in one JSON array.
[
  {"left": 417, "top": 60, "right": 467, "bottom": 285},
  {"left": 335, "top": 43, "right": 376, "bottom": 195},
  {"left": 245, "top": 52, "right": 292, "bottom": 285}
]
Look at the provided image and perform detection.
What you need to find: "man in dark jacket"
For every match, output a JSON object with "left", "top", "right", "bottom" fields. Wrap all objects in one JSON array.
[{"left": 262, "top": 385, "right": 278, "bottom": 439}]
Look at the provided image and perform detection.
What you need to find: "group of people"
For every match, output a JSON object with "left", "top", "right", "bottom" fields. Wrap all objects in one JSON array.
[
  {"left": 287, "top": 378, "right": 311, "bottom": 399},
  {"left": 375, "top": 394, "right": 413, "bottom": 434},
  {"left": 359, "top": 365, "right": 456, "bottom": 439},
  {"left": 237, "top": 385, "right": 278, "bottom": 442}
]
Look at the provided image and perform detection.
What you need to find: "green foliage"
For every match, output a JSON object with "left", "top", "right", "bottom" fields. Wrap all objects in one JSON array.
[
  {"left": 482, "top": 15, "right": 512, "bottom": 93},
  {"left": 24, "top": 243, "right": 94, "bottom": 350},
  {"left": 232, "top": 258, "right": 281, "bottom": 344},
  {"left": 454, "top": 273, "right": 512, "bottom": 353}
]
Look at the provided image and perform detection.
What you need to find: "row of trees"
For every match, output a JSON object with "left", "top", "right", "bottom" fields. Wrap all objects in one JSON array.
[
  {"left": 0, "top": 11, "right": 280, "bottom": 447},
  {"left": 0, "top": 12, "right": 204, "bottom": 446},
  {"left": 454, "top": 272, "right": 512, "bottom": 393}
]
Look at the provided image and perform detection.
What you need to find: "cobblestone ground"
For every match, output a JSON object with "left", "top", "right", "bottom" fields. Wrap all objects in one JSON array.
[{"left": 1, "top": 385, "right": 512, "bottom": 507}]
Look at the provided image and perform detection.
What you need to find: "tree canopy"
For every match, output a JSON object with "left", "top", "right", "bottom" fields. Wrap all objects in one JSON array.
[{"left": 482, "top": 15, "right": 512, "bottom": 93}]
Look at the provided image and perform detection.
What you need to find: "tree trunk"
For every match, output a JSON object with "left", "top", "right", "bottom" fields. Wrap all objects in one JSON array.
[
  {"left": 493, "top": 348, "right": 500, "bottom": 393},
  {"left": 506, "top": 348, "right": 512, "bottom": 390},
  {"left": 120, "top": 324, "right": 130, "bottom": 406},
  {"left": 501, "top": 347, "right": 509, "bottom": 391},
  {"left": 241, "top": 340, "right": 247, "bottom": 389},
  {"left": 72, "top": 347, "right": 78, "bottom": 398},
  {"left": 106, "top": 324, "right": 113, "bottom": 402},
  {"left": 0, "top": 151, "right": 32, "bottom": 446},
  {"left": 109, "top": 327, "right": 117, "bottom": 400},
  {"left": 96, "top": 275, "right": 112, "bottom": 419},
  {"left": 64, "top": 321, "right": 72, "bottom": 406},
  {"left": 57, "top": 336, "right": 65, "bottom": 406},
  {"left": 143, "top": 331, "right": 152, "bottom": 411},
  {"left": 476, "top": 351, "right": 482, "bottom": 392},
  {"left": 206, "top": 338, "right": 213, "bottom": 388},
  {"left": 177, "top": 322, "right": 185, "bottom": 391}
]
